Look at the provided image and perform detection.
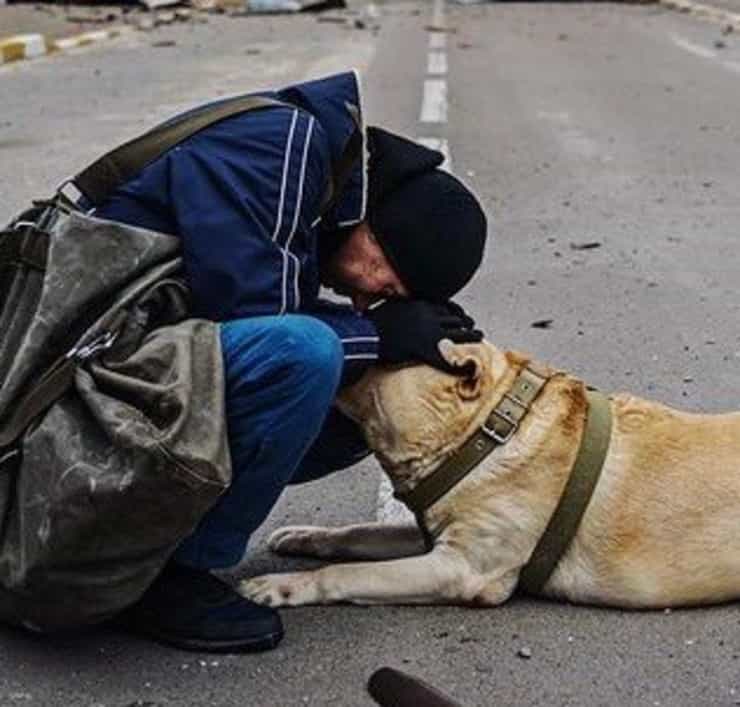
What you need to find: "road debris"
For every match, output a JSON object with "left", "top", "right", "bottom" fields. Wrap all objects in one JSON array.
[
  {"left": 570, "top": 241, "right": 603, "bottom": 250},
  {"left": 247, "top": 0, "right": 346, "bottom": 13},
  {"left": 2, "top": 0, "right": 352, "bottom": 40},
  {"left": 531, "top": 319, "right": 554, "bottom": 329},
  {"left": 140, "top": 0, "right": 181, "bottom": 9},
  {"left": 248, "top": 0, "right": 303, "bottom": 11},
  {"left": 135, "top": 16, "right": 156, "bottom": 30},
  {"left": 65, "top": 11, "right": 122, "bottom": 24},
  {"left": 425, "top": 24, "right": 458, "bottom": 33}
]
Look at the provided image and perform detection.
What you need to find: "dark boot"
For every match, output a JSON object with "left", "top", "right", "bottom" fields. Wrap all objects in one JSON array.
[{"left": 118, "top": 562, "right": 283, "bottom": 653}]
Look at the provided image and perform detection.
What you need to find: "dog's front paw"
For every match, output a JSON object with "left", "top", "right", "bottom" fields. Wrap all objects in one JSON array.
[
  {"left": 267, "top": 525, "right": 329, "bottom": 558},
  {"left": 239, "top": 572, "right": 321, "bottom": 607}
]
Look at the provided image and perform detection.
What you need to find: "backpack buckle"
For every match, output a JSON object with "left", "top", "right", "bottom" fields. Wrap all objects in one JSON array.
[{"left": 67, "top": 330, "right": 119, "bottom": 362}]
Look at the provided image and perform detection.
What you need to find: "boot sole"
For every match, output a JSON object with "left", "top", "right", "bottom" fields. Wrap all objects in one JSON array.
[
  {"left": 154, "top": 629, "right": 284, "bottom": 653},
  {"left": 120, "top": 621, "right": 284, "bottom": 653}
]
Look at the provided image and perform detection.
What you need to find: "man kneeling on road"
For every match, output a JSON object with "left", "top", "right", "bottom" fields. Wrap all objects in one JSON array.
[{"left": 94, "top": 71, "right": 488, "bottom": 653}]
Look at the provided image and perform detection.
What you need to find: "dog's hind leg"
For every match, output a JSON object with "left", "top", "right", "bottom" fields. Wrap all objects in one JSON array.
[{"left": 268, "top": 523, "right": 428, "bottom": 561}]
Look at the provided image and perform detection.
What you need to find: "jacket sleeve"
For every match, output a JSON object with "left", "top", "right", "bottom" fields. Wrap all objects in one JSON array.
[
  {"left": 165, "top": 106, "right": 331, "bottom": 321},
  {"left": 94, "top": 105, "right": 375, "bottom": 384},
  {"left": 306, "top": 300, "right": 379, "bottom": 387}
]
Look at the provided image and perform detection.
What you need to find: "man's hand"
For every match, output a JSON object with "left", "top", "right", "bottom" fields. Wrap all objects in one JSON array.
[{"left": 367, "top": 299, "right": 483, "bottom": 373}]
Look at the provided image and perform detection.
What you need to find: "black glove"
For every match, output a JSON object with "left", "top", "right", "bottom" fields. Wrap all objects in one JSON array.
[{"left": 367, "top": 299, "right": 483, "bottom": 373}]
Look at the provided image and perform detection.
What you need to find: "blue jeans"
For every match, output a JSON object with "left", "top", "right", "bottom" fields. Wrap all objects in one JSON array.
[{"left": 174, "top": 315, "right": 370, "bottom": 569}]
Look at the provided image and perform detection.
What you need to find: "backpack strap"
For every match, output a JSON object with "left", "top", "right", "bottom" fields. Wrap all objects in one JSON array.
[
  {"left": 1, "top": 97, "right": 366, "bottom": 454},
  {"left": 0, "top": 226, "right": 49, "bottom": 272},
  {"left": 73, "top": 95, "right": 290, "bottom": 207},
  {"left": 317, "top": 103, "right": 364, "bottom": 220}
]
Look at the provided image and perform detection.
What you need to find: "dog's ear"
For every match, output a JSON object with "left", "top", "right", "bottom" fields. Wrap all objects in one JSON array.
[{"left": 438, "top": 340, "right": 487, "bottom": 400}]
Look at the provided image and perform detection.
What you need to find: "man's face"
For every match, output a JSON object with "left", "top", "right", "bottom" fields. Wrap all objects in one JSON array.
[{"left": 322, "top": 222, "right": 409, "bottom": 311}]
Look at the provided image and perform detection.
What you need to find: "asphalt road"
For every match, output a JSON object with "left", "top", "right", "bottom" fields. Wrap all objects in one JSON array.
[{"left": 1, "top": 1, "right": 740, "bottom": 705}]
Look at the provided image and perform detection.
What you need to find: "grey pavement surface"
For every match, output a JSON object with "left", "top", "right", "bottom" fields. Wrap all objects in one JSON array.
[{"left": 2, "top": 1, "right": 740, "bottom": 706}]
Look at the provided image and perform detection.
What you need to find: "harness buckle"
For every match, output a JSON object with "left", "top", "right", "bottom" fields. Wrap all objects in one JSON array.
[{"left": 481, "top": 409, "right": 518, "bottom": 445}]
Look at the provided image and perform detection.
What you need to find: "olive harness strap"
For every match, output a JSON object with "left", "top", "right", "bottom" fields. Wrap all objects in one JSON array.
[
  {"left": 394, "top": 367, "right": 613, "bottom": 595},
  {"left": 518, "top": 389, "right": 612, "bottom": 593}
]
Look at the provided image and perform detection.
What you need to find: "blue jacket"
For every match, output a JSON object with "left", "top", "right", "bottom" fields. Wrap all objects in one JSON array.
[{"left": 93, "top": 71, "right": 378, "bottom": 384}]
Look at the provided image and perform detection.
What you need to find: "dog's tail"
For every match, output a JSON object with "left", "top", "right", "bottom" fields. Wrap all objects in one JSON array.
[{"left": 367, "top": 667, "right": 465, "bottom": 707}]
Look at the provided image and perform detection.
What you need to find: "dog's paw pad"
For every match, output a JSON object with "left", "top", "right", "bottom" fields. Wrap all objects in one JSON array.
[{"left": 239, "top": 573, "right": 317, "bottom": 607}]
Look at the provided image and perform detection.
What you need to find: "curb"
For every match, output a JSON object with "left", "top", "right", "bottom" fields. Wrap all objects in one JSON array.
[
  {"left": 0, "top": 33, "right": 48, "bottom": 64},
  {"left": 0, "top": 26, "right": 128, "bottom": 66},
  {"left": 658, "top": 0, "right": 740, "bottom": 25}
]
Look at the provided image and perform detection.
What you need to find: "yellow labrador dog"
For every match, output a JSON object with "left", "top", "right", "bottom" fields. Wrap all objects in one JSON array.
[{"left": 240, "top": 339, "right": 740, "bottom": 610}]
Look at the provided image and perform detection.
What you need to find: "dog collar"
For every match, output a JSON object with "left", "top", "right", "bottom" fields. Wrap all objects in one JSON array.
[{"left": 393, "top": 364, "right": 550, "bottom": 516}]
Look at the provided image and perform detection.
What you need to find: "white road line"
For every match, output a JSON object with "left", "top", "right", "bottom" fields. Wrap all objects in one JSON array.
[
  {"left": 429, "top": 32, "right": 446, "bottom": 50},
  {"left": 428, "top": 50, "right": 448, "bottom": 76},
  {"left": 420, "top": 79, "right": 448, "bottom": 123},
  {"left": 670, "top": 33, "right": 717, "bottom": 59},
  {"left": 432, "top": 0, "right": 445, "bottom": 27},
  {"left": 377, "top": 477, "right": 416, "bottom": 524},
  {"left": 376, "top": 0, "right": 452, "bottom": 525},
  {"left": 417, "top": 137, "right": 453, "bottom": 172},
  {"left": 670, "top": 33, "right": 740, "bottom": 76}
]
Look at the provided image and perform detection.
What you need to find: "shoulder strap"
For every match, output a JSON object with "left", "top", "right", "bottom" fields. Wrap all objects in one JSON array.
[
  {"left": 317, "top": 104, "right": 364, "bottom": 219},
  {"left": 73, "top": 95, "right": 289, "bottom": 207}
]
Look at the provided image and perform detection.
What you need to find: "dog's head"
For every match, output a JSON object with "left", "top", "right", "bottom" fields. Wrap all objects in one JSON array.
[{"left": 337, "top": 340, "right": 509, "bottom": 486}]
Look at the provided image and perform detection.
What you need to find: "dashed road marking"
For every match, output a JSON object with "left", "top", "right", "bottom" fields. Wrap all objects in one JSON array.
[
  {"left": 420, "top": 78, "right": 448, "bottom": 123},
  {"left": 417, "top": 137, "right": 453, "bottom": 172},
  {"left": 376, "top": 0, "right": 453, "bottom": 525},
  {"left": 432, "top": 0, "right": 445, "bottom": 28},
  {"left": 429, "top": 32, "right": 446, "bottom": 50},
  {"left": 428, "top": 50, "right": 448, "bottom": 75}
]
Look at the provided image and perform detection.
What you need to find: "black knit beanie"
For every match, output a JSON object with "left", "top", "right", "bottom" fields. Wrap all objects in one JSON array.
[{"left": 367, "top": 127, "right": 487, "bottom": 301}]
